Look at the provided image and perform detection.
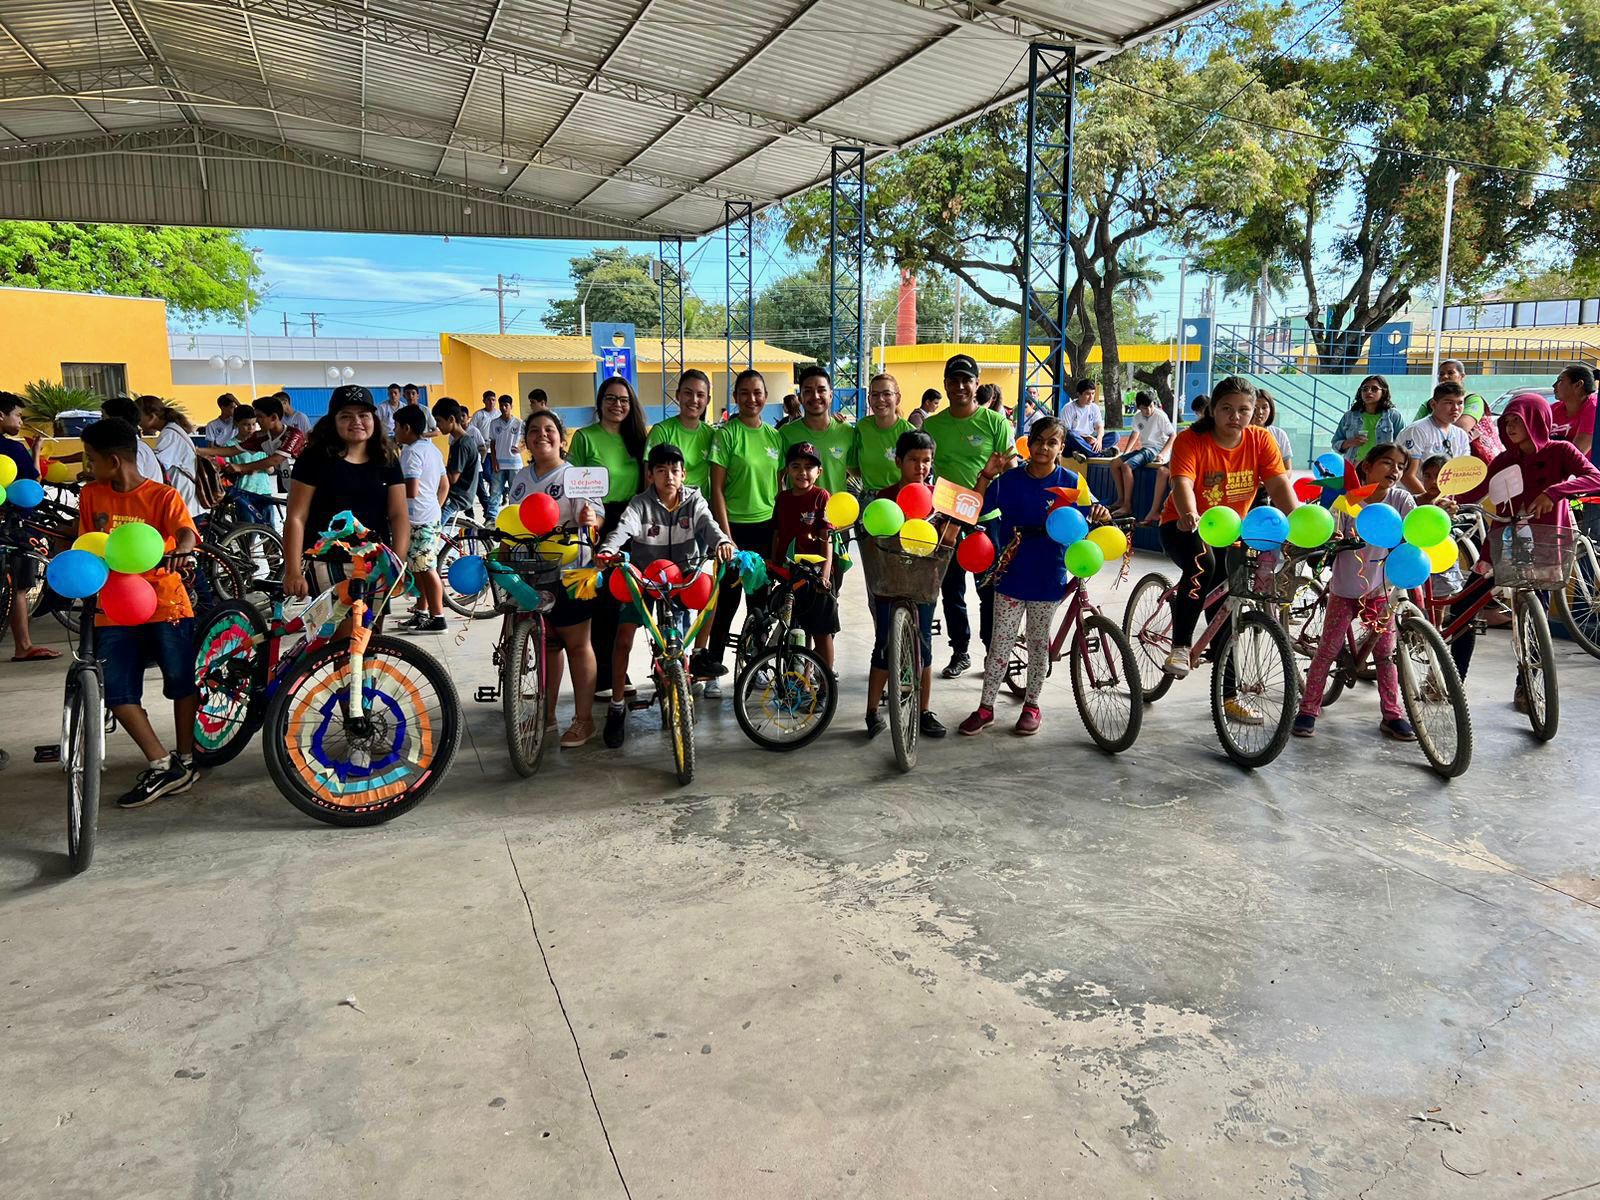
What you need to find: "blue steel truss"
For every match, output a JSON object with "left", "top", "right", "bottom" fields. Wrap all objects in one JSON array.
[
  {"left": 657, "top": 237, "right": 685, "bottom": 420},
  {"left": 828, "top": 146, "right": 867, "bottom": 417},
  {"left": 1017, "top": 44, "right": 1077, "bottom": 436},
  {"left": 725, "top": 201, "right": 754, "bottom": 398}
]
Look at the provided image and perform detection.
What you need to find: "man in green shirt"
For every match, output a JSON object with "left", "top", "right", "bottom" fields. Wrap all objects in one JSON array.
[
  {"left": 922, "top": 353, "right": 1016, "bottom": 677},
  {"left": 1413, "top": 358, "right": 1487, "bottom": 426},
  {"left": 851, "top": 372, "right": 914, "bottom": 492},
  {"left": 645, "top": 369, "right": 717, "bottom": 491},
  {"left": 780, "top": 366, "right": 856, "bottom": 495}
]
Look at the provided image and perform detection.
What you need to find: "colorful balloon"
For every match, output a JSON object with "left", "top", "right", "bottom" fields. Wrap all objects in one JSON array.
[
  {"left": 1240, "top": 507, "right": 1289, "bottom": 551},
  {"left": 1355, "top": 502, "right": 1404, "bottom": 549},
  {"left": 1064, "top": 539, "right": 1105, "bottom": 579},
  {"left": 6, "top": 478, "right": 43, "bottom": 509},
  {"left": 1402, "top": 504, "right": 1451, "bottom": 549},
  {"left": 1086, "top": 524, "right": 1128, "bottom": 561},
  {"left": 538, "top": 534, "right": 581, "bottom": 566},
  {"left": 447, "top": 554, "right": 488, "bottom": 595},
  {"left": 518, "top": 492, "right": 560, "bottom": 537},
  {"left": 1425, "top": 538, "right": 1459, "bottom": 574},
  {"left": 72, "top": 531, "right": 110, "bottom": 557},
  {"left": 1287, "top": 504, "right": 1335, "bottom": 549},
  {"left": 899, "top": 517, "right": 938, "bottom": 557},
  {"left": 896, "top": 483, "right": 934, "bottom": 520},
  {"left": 642, "top": 558, "right": 684, "bottom": 597},
  {"left": 823, "top": 492, "right": 860, "bottom": 528},
  {"left": 45, "top": 549, "right": 109, "bottom": 600},
  {"left": 680, "top": 569, "right": 715, "bottom": 609},
  {"left": 1384, "top": 543, "right": 1431, "bottom": 590},
  {"left": 496, "top": 505, "right": 529, "bottom": 536},
  {"left": 862, "top": 497, "right": 905, "bottom": 538},
  {"left": 44, "top": 459, "right": 78, "bottom": 485},
  {"left": 99, "top": 571, "right": 157, "bottom": 625},
  {"left": 1313, "top": 452, "right": 1344, "bottom": 480},
  {"left": 1014, "top": 436, "right": 1030, "bottom": 459},
  {"left": 1198, "top": 506, "right": 1242, "bottom": 548},
  {"left": 104, "top": 521, "right": 165, "bottom": 574},
  {"left": 1046, "top": 505, "right": 1089, "bottom": 546},
  {"left": 0, "top": 456, "right": 16, "bottom": 487},
  {"left": 607, "top": 564, "right": 639, "bottom": 604},
  {"left": 956, "top": 531, "right": 996, "bottom": 573}
]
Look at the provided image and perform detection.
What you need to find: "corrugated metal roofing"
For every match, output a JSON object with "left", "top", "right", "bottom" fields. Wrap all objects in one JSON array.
[
  {"left": 449, "top": 332, "right": 812, "bottom": 363},
  {"left": 0, "top": 0, "right": 1224, "bottom": 238}
]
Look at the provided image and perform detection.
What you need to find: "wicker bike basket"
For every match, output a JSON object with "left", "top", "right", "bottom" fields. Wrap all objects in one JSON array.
[
  {"left": 1224, "top": 545, "right": 1295, "bottom": 603},
  {"left": 1488, "top": 522, "right": 1576, "bottom": 589},
  {"left": 486, "top": 538, "right": 568, "bottom": 612},
  {"left": 857, "top": 534, "right": 955, "bottom": 604}
]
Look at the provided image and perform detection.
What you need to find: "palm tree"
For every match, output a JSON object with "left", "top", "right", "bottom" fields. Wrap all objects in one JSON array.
[{"left": 1119, "top": 247, "right": 1165, "bottom": 307}]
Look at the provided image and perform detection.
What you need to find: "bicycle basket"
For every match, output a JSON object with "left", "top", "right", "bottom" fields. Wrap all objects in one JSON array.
[
  {"left": 857, "top": 534, "right": 954, "bottom": 603},
  {"left": 1225, "top": 545, "right": 1293, "bottom": 602},
  {"left": 1489, "top": 522, "right": 1575, "bottom": 589},
  {"left": 486, "top": 540, "right": 564, "bottom": 612}
]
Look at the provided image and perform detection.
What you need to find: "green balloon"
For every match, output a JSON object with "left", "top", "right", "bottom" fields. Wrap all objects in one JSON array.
[
  {"left": 1287, "top": 503, "right": 1335, "bottom": 548},
  {"left": 1064, "top": 539, "right": 1105, "bottom": 579},
  {"left": 1198, "top": 506, "right": 1242, "bottom": 548},
  {"left": 104, "top": 521, "right": 165, "bottom": 574},
  {"left": 862, "top": 497, "right": 905, "bottom": 538},
  {"left": 1402, "top": 503, "right": 1451, "bottom": 548}
]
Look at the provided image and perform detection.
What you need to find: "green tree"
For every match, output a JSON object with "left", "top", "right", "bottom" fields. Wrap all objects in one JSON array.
[
  {"left": 753, "top": 261, "right": 833, "bottom": 362},
  {"left": 1549, "top": 0, "right": 1600, "bottom": 274},
  {"left": 867, "top": 271, "right": 1002, "bottom": 343},
  {"left": 545, "top": 246, "right": 724, "bottom": 337},
  {"left": 0, "top": 221, "right": 261, "bottom": 320}
]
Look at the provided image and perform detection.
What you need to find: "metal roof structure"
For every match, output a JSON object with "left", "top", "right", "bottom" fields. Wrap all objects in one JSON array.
[
  {"left": 446, "top": 332, "right": 811, "bottom": 363},
  {"left": 0, "top": 0, "right": 1223, "bottom": 240}
]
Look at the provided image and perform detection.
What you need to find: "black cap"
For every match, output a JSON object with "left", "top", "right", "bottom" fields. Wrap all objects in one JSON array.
[
  {"left": 785, "top": 441, "right": 822, "bottom": 467},
  {"left": 329, "top": 384, "right": 376, "bottom": 412},
  {"left": 647, "top": 442, "right": 685, "bottom": 468},
  {"left": 944, "top": 353, "right": 979, "bottom": 380}
]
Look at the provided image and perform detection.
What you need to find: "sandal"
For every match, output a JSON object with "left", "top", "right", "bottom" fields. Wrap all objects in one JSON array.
[{"left": 10, "top": 646, "right": 60, "bottom": 662}]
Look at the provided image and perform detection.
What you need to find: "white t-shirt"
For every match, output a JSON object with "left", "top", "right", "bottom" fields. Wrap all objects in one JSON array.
[
  {"left": 1131, "top": 407, "right": 1175, "bottom": 457},
  {"left": 203, "top": 416, "right": 235, "bottom": 447},
  {"left": 488, "top": 415, "right": 524, "bottom": 468},
  {"left": 283, "top": 408, "right": 313, "bottom": 435},
  {"left": 1396, "top": 417, "right": 1470, "bottom": 463},
  {"left": 1063, "top": 400, "right": 1102, "bottom": 438},
  {"left": 136, "top": 439, "right": 165, "bottom": 487},
  {"left": 400, "top": 439, "right": 445, "bottom": 527},
  {"left": 1266, "top": 424, "right": 1294, "bottom": 467},
  {"left": 467, "top": 406, "right": 497, "bottom": 446},
  {"left": 153, "top": 424, "right": 202, "bottom": 515}
]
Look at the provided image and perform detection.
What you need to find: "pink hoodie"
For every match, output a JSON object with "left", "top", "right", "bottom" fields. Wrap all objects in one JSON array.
[{"left": 1463, "top": 392, "right": 1600, "bottom": 526}]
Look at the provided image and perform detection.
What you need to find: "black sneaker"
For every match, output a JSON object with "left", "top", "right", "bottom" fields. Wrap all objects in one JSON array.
[
  {"left": 602, "top": 706, "right": 627, "bottom": 749},
  {"left": 116, "top": 755, "right": 196, "bottom": 809},
  {"left": 920, "top": 711, "right": 947, "bottom": 738},
  {"left": 689, "top": 651, "right": 727, "bottom": 680},
  {"left": 418, "top": 615, "right": 447, "bottom": 633},
  {"left": 940, "top": 652, "right": 971, "bottom": 680},
  {"left": 865, "top": 711, "right": 886, "bottom": 739}
]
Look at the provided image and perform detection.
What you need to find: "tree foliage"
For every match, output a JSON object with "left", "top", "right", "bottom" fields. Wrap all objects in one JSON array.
[
  {"left": 545, "top": 246, "right": 722, "bottom": 337},
  {"left": 867, "top": 271, "right": 1003, "bottom": 344},
  {"left": 0, "top": 221, "right": 261, "bottom": 320}
]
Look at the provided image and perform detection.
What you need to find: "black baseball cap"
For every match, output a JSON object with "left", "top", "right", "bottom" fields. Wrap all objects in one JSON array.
[
  {"left": 647, "top": 442, "right": 685, "bottom": 468},
  {"left": 785, "top": 441, "right": 822, "bottom": 467},
  {"left": 329, "top": 384, "right": 376, "bottom": 412},
  {"left": 944, "top": 353, "right": 979, "bottom": 380}
]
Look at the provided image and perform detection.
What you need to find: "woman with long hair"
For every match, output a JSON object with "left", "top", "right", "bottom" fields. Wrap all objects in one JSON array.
[
  {"left": 1333, "top": 375, "right": 1404, "bottom": 462},
  {"left": 1251, "top": 389, "right": 1294, "bottom": 470},
  {"left": 137, "top": 395, "right": 201, "bottom": 515}
]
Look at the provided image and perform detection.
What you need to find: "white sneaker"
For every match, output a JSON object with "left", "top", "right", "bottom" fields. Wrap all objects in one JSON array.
[
  {"left": 704, "top": 678, "right": 723, "bottom": 700},
  {"left": 1163, "top": 648, "right": 1192, "bottom": 679}
]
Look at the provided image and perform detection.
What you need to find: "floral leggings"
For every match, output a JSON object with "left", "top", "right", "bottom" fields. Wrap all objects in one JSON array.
[
  {"left": 981, "top": 593, "right": 1060, "bottom": 708},
  {"left": 1299, "top": 593, "right": 1402, "bottom": 721}
]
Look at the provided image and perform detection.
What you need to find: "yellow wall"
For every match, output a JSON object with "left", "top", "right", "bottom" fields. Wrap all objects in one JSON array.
[{"left": 0, "top": 288, "right": 174, "bottom": 399}]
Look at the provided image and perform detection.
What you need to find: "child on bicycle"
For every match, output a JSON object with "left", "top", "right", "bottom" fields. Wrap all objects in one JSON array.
[
  {"left": 770, "top": 441, "right": 839, "bottom": 670},
  {"left": 864, "top": 430, "right": 946, "bottom": 740},
  {"left": 1294, "top": 442, "right": 1416, "bottom": 742},
  {"left": 219, "top": 405, "right": 278, "bottom": 527},
  {"left": 958, "top": 417, "right": 1109, "bottom": 738},
  {"left": 78, "top": 417, "right": 201, "bottom": 809},
  {"left": 596, "top": 442, "right": 733, "bottom": 748}
]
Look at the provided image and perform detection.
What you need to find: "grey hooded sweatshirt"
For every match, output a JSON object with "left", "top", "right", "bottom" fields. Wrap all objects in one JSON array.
[{"left": 597, "top": 484, "right": 731, "bottom": 571}]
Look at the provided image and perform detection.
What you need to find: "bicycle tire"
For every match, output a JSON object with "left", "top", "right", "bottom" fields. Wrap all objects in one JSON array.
[
  {"left": 65, "top": 667, "right": 102, "bottom": 873},
  {"left": 1516, "top": 589, "right": 1559, "bottom": 742},
  {"left": 216, "top": 522, "right": 284, "bottom": 585},
  {"left": 1210, "top": 609, "right": 1296, "bottom": 770},
  {"left": 1122, "top": 571, "right": 1175, "bottom": 704},
  {"left": 195, "top": 541, "right": 251, "bottom": 606},
  {"left": 1395, "top": 613, "right": 1473, "bottom": 779},
  {"left": 439, "top": 526, "right": 499, "bottom": 619},
  {"left": 262, "top": 634, "right": 461, "bottom": 826},
  {"left": 733, "top": 644, "right": 837, "bottom": 751},
  {"left": 192, "top": 600, "right": 271, "bottom": 769},
  {"left": 734, "top": 608, "right": 778, "bottom": 682},
  {"left": 1070, "top": 613, "right": 1144, "bottom": 754},
  {"left": 1553, "top": 531, "right": 1600, "bottom": 660},
  {"left": 887, "top": 603, "right": 920, "bottom": 773},
  {"left": 503, "top": 613, "right": 549, "bottom": 777},
  {"left": 662, "top": 658, "right": 695, "bottom": 785}
]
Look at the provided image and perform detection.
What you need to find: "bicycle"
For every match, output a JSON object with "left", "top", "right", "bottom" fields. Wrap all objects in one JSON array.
[
  {"left": 857, "top": 530, "right": 954, "bottom": 773},
  {"left": 197, "top": 486, "right": 285, "bottom": 588},
  {"left": 1553, "top": 524, "right": 1599, "bottom": 659},
  {"left": 731, "top": 556, "right": 838, "bottom": 752},
  {"left": 27, "top": 597, "right": 104, "bottom": 872},
  {"left": 191, "top": 512, "right": 461, "bottom": 825},
  {"left": 1290, "top": 537, "right": 1472, "bottom": 778},
  {"left": 439, "top": 516, "right": 518, "bottom": 620},
  {"left": 1123, "top": 543, "right": 1300, "bottom": 769}
]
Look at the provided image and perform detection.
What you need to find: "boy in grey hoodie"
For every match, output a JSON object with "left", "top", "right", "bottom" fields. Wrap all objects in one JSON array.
[{"left": 597, "top": 442, "right": 734, "bottom": 747}]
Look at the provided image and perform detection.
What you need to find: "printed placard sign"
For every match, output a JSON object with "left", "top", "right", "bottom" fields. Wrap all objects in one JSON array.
[
  {"left": 566, "top": 466, "right": 610, "bottom": 501},
  {"left": 932, "top": 479, "right": 984, "bottom": 526}
]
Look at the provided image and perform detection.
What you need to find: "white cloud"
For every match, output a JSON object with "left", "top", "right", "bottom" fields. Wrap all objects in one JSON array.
[{"left": 258, "top": 254, "right": 485, "bottom": 301}]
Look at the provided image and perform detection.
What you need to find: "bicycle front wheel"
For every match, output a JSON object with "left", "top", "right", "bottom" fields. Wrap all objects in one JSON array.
[
  {"left": 1210, "top": 609, "right": 1296, "bottom": 770},
  {"left": 192, "top": 600, "right": 270, "bottom": 768},
  {"left": 1553, "top": 532, "right": 1600, "bottom": 659},
  {"left": 216, "top": 522, "right": 284, "bottom": 585},
  {"left": 439, "top": 526, "right": 499, "bottom": 619},
  {"left": 1122, "top": 571, "right": 1176, "bottom": 704},
  {"left": 886, "top": 603, "right": 920, "bottom": 773},
  {"left": 262, "top": 635, "right": 461, "bottom": 826},
  {"left": 1395, "top": 612, "right": 1472, "bottom": 779},
  {"left": 65, "top": 666, "right": 102, "bottom": 873},
  {"left": 662, "top": 658, "right": 695, "bottom": 785},
  {"left": 1070, "top": 613, "right": 1144, "bottom": 754},
  {"left": 733, "top": 644, "right": 836, "bottom": 751},
  {"left": 1516, "top": 589, "right": 1558, "bottom": 741},
  {"left": 503, "top": 613, "right": 549, "bottom": 777}
]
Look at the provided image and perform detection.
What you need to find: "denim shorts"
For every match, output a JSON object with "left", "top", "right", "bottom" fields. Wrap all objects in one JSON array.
[
  {"left": 1118, "top": 446, "right": 1160, "bottom": 470},
  {"left": 870, "top": 597, "right": 934, "bottom": 671},
  {"left": 98, "top": 618, "right": 198, "bottom": 708}
]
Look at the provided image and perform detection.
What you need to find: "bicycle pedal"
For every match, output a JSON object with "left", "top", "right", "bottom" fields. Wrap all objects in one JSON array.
[
  {"left": 627, "top": 696, "right": 655, "bottom": 712},
  {"left": 473, "top": 685, "right": 500, "bottom": 703},
  {"left": 33, "top": 744, "right": 60, "bottom": 764}
]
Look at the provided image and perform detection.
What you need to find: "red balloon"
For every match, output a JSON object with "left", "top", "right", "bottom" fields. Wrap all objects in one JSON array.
[
  {"left": 1292, "top": 477, "right": 1323, "bottom": 503},
  {"left": 642, "top": 558, "right": 683, "bottom": 597},
  {"left": 607, "top": 565, "right": 639, "bottom": 604},
  {"left": 680, "top": 570, "right": 715, "bottom": 610},
  {"left": 518, "top": 492, "right": 560, "bottom": 537},
  {"left": 956, "top": 531, "right": 996, "bottom": 573},
  {"left": 897, "top": 483, "right": 934, "bottom": 520},
  {"left": 100, "top": 571, "right": 157, "bottom": 625}
]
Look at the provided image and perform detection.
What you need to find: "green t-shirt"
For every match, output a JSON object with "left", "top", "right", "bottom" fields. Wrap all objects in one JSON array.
[
  {"left": 709, "top": 419, "right": 783, "bottom": 523},
  {"left": 646, "top": 416, "right": 716, "bottom": 491},
  {"left": 568, "top": 424, "right": 641, "bottom": 504},
  {"left": 851, "top": 417, "right": 914, "bottom": 492},
  {"left": 1361, "top": 410, "right": 1382, "bottom": 445},
  {"left": 1414, "top": 393, "right": 1486, "bottom": 421},
  {"left": 922, "top": 405, "right": 1014, "bottom": 488},
  {"left": 780, "top": 417, "right": 855, "bottom": 496}
]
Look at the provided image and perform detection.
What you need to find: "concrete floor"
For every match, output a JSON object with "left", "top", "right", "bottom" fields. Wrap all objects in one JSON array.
[{"left": 2, "top": 553, "right": 1598, "bottom": 1199}]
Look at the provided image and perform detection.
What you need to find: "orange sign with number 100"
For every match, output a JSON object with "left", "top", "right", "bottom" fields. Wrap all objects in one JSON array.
[{"left": 932, "top": 479, "right": 985, "bottom": 526}]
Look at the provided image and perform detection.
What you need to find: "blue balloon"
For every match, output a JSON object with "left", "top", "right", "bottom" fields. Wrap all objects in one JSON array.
[
  {"left": 1314, "top": 452, "right": 1344, "bottom": 481},
  {"left": 1240, "top": 506, "right": 1290, "bottom": 550},
  {"left": 6, "top": 478, "right": 44, "bottom": 509},
  {"left": 1384, "top": 543, "right": 1431, "bottom": 590},
  {"left": 447, "top": 554, "right": 489, "bottom": 595},
  {"left": 1045, "top": 505, "right": 1089, "bottom": 546},
  {"left": 1355, "top": 502, "right": 1404, "bottom": 550},
  {"left": 45, "top": 549, "right": 109, "bottom": 600}
]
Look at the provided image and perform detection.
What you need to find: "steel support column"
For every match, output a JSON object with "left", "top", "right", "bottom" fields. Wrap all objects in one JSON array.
[
  {"left": 657, "top": 237, "right": 686, "bottom": 420},
  {"left": 828, "top": 146, "right": 867, "bottom": 417},
  {"left": 1017, "top": 44, "right": 1077, "bottom": 437},
  {"left": 724, "top": 201, "right": 754, "bottom": 405}
]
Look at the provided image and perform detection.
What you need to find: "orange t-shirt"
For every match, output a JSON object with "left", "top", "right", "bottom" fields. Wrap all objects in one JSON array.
[
  {"left": 1160, "top": 427, "right": 1287, "bottom": 524},
  {"left": 78, "top": 478, "right": 199, "bottom": 624}
]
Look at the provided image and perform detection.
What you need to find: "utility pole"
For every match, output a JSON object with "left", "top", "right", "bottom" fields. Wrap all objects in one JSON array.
[
  {"left": 281, "top": 312, "right": 291, "bottom": 337},
  {"left": 953, "top": 277, "right": 963, "bottom": 342},
  {"left": 1430, "top": 167, "right": 1462, "bottom": 382},
  {"left": 302, "top": 311, "right": 324, "bottom": 338},
  {"left": 481, "top": 273, "right": 521, "bottom": 335}
]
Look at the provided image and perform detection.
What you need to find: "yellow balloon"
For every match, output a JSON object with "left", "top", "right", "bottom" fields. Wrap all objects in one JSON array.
[
  {"left": 496, "top": 505, "right": 529, "bottom": 536},
  {"left": 1425, "top": 538, "right": 1459, "bottom": 573},
  {"left": 538, "top": 535, "right": 581, "bottom": 566},
  {"left": 824, "top": 492, "right": 860, "bottom": 528},
  {"left": 1087, "top": 524, "right": 1128, "bottom": 560},
  {"left": 900, "top": 517, "right": 938, "bottom": 557},
  {"left": 73, "top": 532, "right": 110, "bottom": 557},
  {"left": 44, "top": 460, "right": 78, "bottom": 485},
  {"left": 0, "top": 457, "right": 16, "bottom": 488}
]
